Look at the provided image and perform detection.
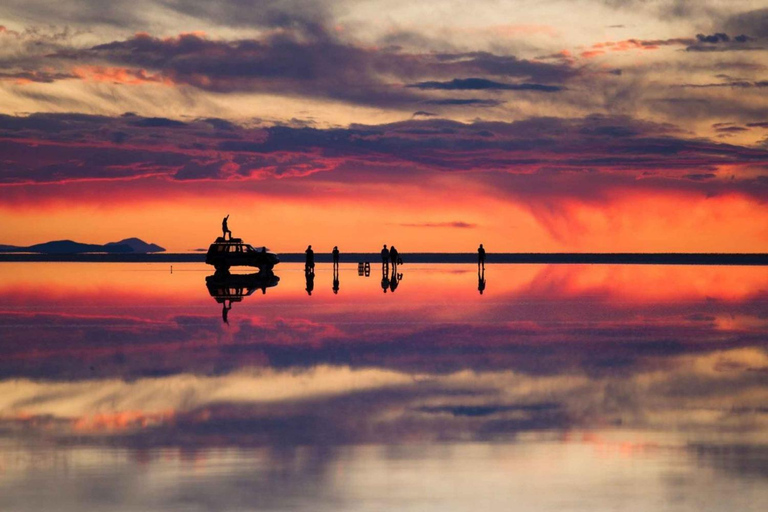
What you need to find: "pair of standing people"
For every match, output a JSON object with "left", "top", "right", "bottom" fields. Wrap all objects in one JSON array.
[
  {"left": 304, "top": 245, "right": 341, "bottom": 295},
  {"left": 305, "top": 245, "right": 341, "bottom": 270},
  {"left": 381, "top": 245, "right": 401, "bottom": 269}
]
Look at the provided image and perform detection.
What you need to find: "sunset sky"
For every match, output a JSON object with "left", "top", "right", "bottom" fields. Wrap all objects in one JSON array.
[{"left": 0, "top": 0, "right": 767, "bottom": 252}]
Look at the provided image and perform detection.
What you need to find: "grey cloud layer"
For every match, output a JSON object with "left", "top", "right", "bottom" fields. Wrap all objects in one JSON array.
[
  {"left": 1, "top": 3, "right": 766, "bottom": 130},
  {"left": 44, "top": 33, "right": 575, "bottom": 108},
  {"left": 0, "top": 0, "right": 336, "bottom": 32}
]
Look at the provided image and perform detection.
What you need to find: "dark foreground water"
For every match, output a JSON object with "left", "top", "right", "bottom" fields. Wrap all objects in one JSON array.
[{"left": 0, "top": 262, "right": 767, "bottom": 511}]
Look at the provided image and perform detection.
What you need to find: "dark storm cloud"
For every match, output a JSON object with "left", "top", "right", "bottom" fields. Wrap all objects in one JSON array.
[
  {"left": 696, "top": 33, "right": 733, "bottom": 43},
  {"left": 724, "top": 8, "right": 768, "bottom": 38},
  {"left": 46, "top": 32, "right": 574, "bottom": 108},
  {"left": 131, "top": 117, "right": 189, "bottom": 128},
  {"left": 408, "top": 78, "right": 563, "bottom": 92},
  {"left": 0, "top": 113, "right": 766, "bottom": 205},
  {"left": 684, "top": 22, "right": 767, "bottom": 52},
  {"left": 686, "top": 43, "right": 766, "bottom": 52},
  {"left": 680, "top": 80, "right": 768, "bottom": 88},
  {"left": 713, "top": 124, "right": 749, "bottom": 133},
  {"left": 432, "top": 51, "right": 574, "bottom": 82},
  {"left": 576, "top": 33, "right": 760, "bottom": 56},
  {"left": 0, "top": 70, "right": 76, "bottom": 83}
]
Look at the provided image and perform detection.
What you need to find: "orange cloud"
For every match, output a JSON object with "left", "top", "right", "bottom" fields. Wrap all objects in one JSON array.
[
  {"left": 72, "top": 65, "right": 172, "bottom": 85},
  {"left": 579, "top": 37, "right": 695, "bottom": 58},
  {"left": 73, "top": 410, "right": 175, "bottom": 432},
  {"left": 580, "top": 50, "right": 606, "bottom": 58}
]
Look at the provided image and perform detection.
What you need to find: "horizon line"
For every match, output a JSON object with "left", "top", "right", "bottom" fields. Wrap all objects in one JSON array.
[{"left": 2, "top": 252, "right": 767, "bottom": 266}]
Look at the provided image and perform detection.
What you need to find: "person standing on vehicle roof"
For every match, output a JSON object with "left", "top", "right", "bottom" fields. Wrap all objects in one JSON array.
[{"left": 222, "top": 215, "right": 232, "bottom": 240}]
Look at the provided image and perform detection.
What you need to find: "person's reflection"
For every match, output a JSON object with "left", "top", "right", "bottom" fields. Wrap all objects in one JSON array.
[
  {"left": 389, "top": 269, "right": 402, "bottom": 293},
  {"left": 305, "top": 268, "right": 315, "bottom": 295},
  {"left": 381, "top": 261, "right": 390, "bottom": 293},
  {"left": 332, "top": 265, "right": 340, "bottom": 294},
  {"left": 222, "top": 299, "right": 232, "bottom": 324},
  {"left": 478, "top": 266, "right": 486, "bottom": 295}
]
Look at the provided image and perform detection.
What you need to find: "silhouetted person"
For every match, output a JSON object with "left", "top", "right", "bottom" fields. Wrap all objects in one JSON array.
[
  {"left": 222, "top": 214, "right": 232, "bottom": 240},
  {"left": 381, "top": 244, "right": 390, "bottom": 272},
  {"left": 222, "top": 300, "right": 232, "bottom": 324},
  {"left": 390, "top": 245, "right": 399, "bottom": 270},
  {"left": 478, "top": 243, "right": 486, "bottom": 269},
  {"left": 305, "top": 268, "right": 315, "bottom": 295},
  {"left": 333, "top": 265, "right": 340, "bottom": 295},
  {"left": 305, "top": 245, "right": 315, "bottom": 273},
  {"left": 332, "top": 246, "right": 340, "bottom": 269},
  {"left": 478, "top": 267, "right": 486, "bottom": 295}
]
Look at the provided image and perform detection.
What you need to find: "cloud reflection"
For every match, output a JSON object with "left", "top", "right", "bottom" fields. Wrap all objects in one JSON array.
[
  {"left": 0, "top": 262, "right": 765, "bottom": 452},
  {"left": 5, "top": 261, "right": 768, "bottom": 512}
]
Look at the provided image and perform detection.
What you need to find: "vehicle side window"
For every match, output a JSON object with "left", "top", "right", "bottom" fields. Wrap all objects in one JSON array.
[{"left": 218, "top": 245, "right": 224, "bottom": 252}]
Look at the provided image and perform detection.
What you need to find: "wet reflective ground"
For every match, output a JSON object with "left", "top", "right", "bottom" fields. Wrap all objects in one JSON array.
[{"left": 0, "top": 262, "right": 767, "bottom": 511}]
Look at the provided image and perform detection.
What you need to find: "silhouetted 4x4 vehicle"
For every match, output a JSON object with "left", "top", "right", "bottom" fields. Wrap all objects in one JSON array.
[{"left": 205, "top": 237, "right": 280, "bottom": 271}]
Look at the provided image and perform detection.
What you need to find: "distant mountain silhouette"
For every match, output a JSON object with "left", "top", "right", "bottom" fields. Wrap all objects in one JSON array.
[
  {"left": 27, "top": 240, "right": 130, "bottom": 254},
  {"left": 104, "top": 238, "right": 165, "bottom": 253},
  {"left": 0, "top": 238, "right": 165, "bottom": 254}
]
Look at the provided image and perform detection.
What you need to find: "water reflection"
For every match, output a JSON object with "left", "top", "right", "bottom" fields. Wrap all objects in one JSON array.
[
  {"left": 333, "top": 265, "right": 340, "bottom": 294},
  {"left": 206, "top": 270, "right": 280, "bottom": 323},
  {"left": 305, "top": 267, "right": 315, "bottom": 295},
  {"left": 0, "top": 262, "right": 766, "bottom": 510},
  {"left": 380, "top": 261, "right": 405, "bottom": 293},
  {"left": 380, "top": 262, "right": 389, "bottom": 293},
  {"left": 478, "top": 266, "right": 486, "bottom": 294}
]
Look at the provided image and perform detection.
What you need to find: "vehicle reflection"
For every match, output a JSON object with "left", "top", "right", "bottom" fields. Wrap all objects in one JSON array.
[{"left": 205, "top": 270, "right": 280, "bottom": 323}]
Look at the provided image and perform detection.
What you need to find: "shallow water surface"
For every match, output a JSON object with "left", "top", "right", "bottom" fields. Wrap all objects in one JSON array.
[{"left": 0, "top": 262, "right": 766, "bottom": 511}]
